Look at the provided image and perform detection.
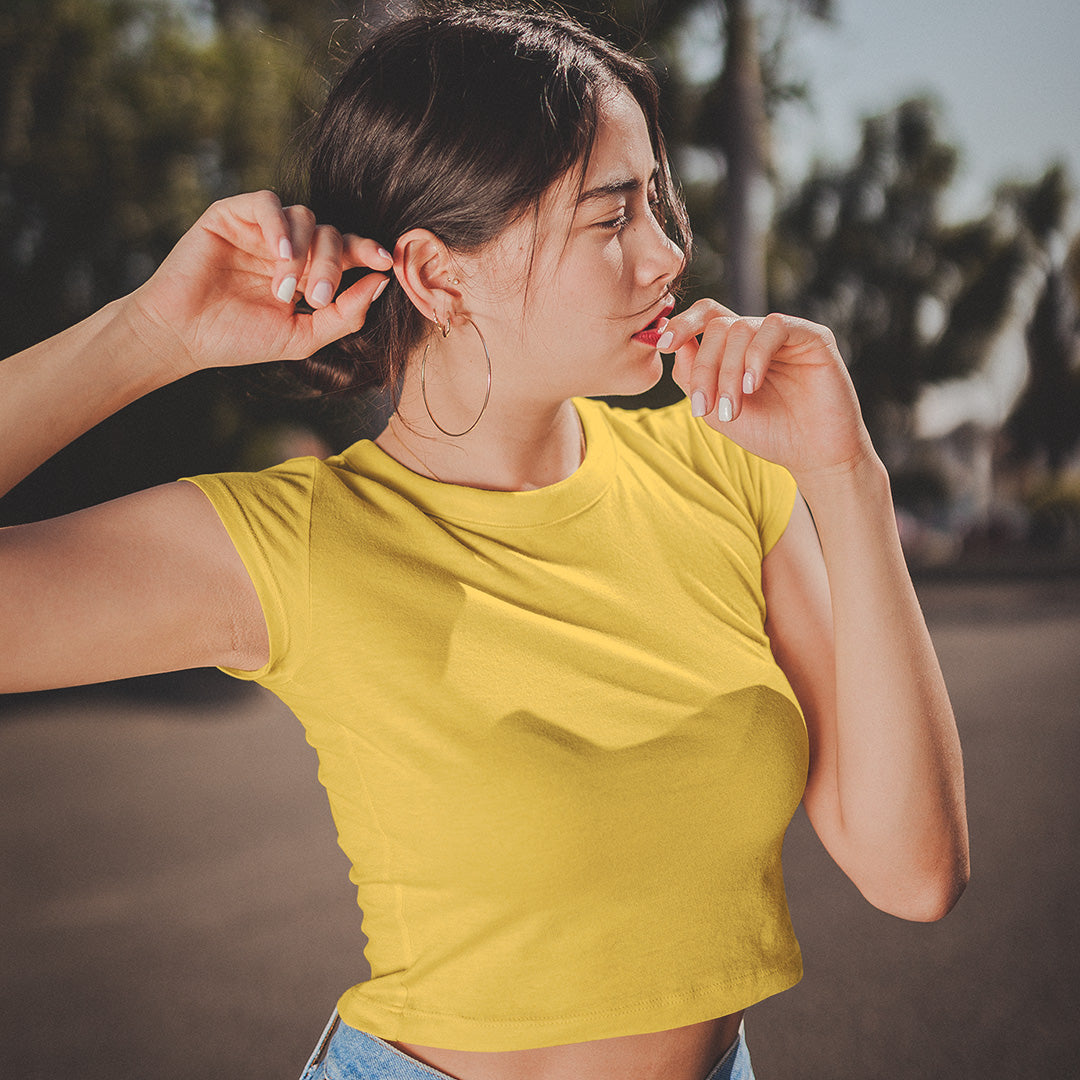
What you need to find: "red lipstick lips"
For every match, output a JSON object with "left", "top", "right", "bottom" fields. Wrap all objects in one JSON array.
[{"left": 632, "top": 301, "right": 676, "bottom": 347}]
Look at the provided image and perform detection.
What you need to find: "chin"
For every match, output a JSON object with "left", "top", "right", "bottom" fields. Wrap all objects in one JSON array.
[
  {"left": 617, "top": 349, "right": 665, "bottom": 395},
  {"left": 575, "top": 347, "right": 664, "bottom": 399}
]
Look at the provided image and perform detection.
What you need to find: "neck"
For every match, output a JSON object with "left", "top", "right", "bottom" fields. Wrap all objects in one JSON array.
[{"left": 376, "top": 380, "right": 585, "bottom": 492}]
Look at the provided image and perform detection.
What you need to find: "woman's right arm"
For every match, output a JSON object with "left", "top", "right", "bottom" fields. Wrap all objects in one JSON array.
[{"left": 1, "top": 191, "right": 392, "bottom": 693}]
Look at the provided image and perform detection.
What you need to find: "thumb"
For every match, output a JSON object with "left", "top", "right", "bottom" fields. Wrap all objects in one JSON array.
[{"left": 306, "top": 272, "right": 390, "bottom": 353}]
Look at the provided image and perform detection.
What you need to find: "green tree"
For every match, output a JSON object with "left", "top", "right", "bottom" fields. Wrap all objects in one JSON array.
[
  {"left": 775, "top": 102, "right": 1079, "bottom": 547},
  {"left": 695, "top": 0, "right": 831, "bottom": 314},
  {"left": 1003, "top": 166, "right": 1080, "bottom": 477},
  {"left": 772, "top": 97, "right": 962, "bottom": 449},
  {"left": 0, "top": 0, "right": 340, "bottom": 523},
  {"left": 562, "top": 1, "right": 833, "bottom": 315}
]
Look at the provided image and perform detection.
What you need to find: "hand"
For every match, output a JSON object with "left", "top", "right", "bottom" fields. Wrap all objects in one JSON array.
[
  {"left": 665, "top": 300, "right": 877, "bottom": 482},
  {"left": 124, "top": 190, "right": 394, "bottom": 378}
]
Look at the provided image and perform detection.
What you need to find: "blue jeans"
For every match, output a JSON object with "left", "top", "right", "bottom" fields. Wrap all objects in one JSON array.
[{"left": 299, "top": 1012, "right": 756, "bottom": 1080}]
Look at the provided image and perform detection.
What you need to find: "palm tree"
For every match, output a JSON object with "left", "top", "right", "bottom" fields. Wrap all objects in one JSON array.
[
  {"left": 690, "top": 0, "right": 833, "bottom": 314},
  {"left": 564, "top": 0, "right": 833, "bottom": 314},
  {"left": 1004, "top": 167, "right": 1080, "bottom": 478}
]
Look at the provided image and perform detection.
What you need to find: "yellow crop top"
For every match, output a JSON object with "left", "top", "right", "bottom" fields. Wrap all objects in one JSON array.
[{"left": 184, "top": 397, "right": 807, "bottom": 1051}]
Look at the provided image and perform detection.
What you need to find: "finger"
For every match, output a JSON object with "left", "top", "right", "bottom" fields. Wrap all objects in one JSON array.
[
  {"left": 715, "top": 317, "right": 760, "bottom": 422},
  {"left": 229, "top": 189, "right": 292, "bottom": 263},
  {"left": 300, "top": 225, "right": 345, "bottom": 309},
  {"left": 202, "top": 190, "right": 296, "bottom": 277},
  {"left": 305, "top": 269, "right": 390, "bottom": 352},
  {"left": 669, "top": 335, "right": 698, "bottom": 394},
  {"left": 342, "top": 234, "right": 395, "bottom": 272},
  {"left": 273, "top": 204, "right": 318, "bottom": 304},
  {"left": 661, "top": 298, "right": 739, "bottom": 354},
  {"left": 686, "top": 319, "right": 729, "bottom": 418},
  {"left": 742, "top": 312, "right": 790, "bottom": 401}
]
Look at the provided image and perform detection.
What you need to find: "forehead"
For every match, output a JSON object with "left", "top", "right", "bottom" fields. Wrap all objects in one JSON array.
[
  {"left": 541, "top": 87, "right": 655, "bottom": 218},
  {"left": 583, "top": 87, "right": 655, "bottom": 187},
  {"left": 483, "top": 87, "right": 655, "bottom": 271}
]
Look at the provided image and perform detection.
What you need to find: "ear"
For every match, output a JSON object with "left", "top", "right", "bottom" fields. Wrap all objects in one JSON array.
[{"left": 393, "top": 228, "right": 463, "bottom": 332}]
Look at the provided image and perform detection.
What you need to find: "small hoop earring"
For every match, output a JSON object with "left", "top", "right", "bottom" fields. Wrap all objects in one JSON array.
[
  {"left": 421, "top": 317, "right": 492, "bottom": 438},
  {"left": 432, "top": 309, "right": 451, "bottom": 338}
]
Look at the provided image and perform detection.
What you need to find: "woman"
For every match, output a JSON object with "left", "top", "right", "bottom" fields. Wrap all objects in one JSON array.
[{"left": 1, "top": 6, "right": 968, "bottom": 1080}]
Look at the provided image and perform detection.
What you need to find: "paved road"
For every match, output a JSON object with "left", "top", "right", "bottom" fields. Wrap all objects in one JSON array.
[{"left": 1, "top": 577, "right": 1078, "bottom": 1078}]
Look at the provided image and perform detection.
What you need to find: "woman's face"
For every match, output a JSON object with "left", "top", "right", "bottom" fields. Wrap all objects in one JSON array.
[{"left": 459, "top": 86, "right": 684, "bottom": 405}]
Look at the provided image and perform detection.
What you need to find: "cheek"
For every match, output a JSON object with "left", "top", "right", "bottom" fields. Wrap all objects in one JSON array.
[
  {"left": 563, "top": 246, "right": 627, "bottom": 324},
  {"left": 513, "top": 238, "right": 630, "bottom": 340},
  {"left": 595, "top": 238, "right": 626, "bottom": 282}
]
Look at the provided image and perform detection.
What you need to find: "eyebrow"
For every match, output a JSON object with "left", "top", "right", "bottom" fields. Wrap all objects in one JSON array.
[{"left": 577, "top": 164, "right": 660, "bottom": 205}]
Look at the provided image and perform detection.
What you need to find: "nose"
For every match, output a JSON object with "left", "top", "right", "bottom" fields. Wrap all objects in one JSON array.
[{"left": 637, "top": 213, "right": 684, "bottom": 291}]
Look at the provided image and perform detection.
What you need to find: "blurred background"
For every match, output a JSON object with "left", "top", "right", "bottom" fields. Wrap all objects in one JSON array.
[
  {"left": 1, "top": 1, "right": 1078, "bottom": 1077},
  {"left": 3, "top": 0, "right": 1079, "bottom": 563}
]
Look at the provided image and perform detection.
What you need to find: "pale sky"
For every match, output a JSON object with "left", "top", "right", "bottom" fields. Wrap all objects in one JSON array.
[{"left": 772, "top": 0, "right": 1080, "bottom": 222}]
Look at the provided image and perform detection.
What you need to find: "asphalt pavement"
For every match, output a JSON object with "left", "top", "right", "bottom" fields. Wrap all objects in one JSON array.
[{"left": 2, "top": 576, "right": 1078, "bottom": 1079}]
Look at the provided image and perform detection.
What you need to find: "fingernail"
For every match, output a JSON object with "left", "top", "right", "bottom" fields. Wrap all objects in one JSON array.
[
  {"left": 278, "top": 237, "right": 293, "bottom": 261},
  {"left": 275, "top": 275, "right": 297, "bottom": 303},
  {"left": 743, "top": 371, "right": 755, "bottom": 395},
  {"left": 717, "top": 396, "right": 733, "bottom": 422},
  {"left": 311, "top": 279, "right": 334, "bottom": 307},
  {"left": 371, "top": 276, "right": 389, "bottom": 301},
  {"left": 657, "top": 330, "right": 674, "bottom": 351},
  {"left": 377, "top": 247, "right": 392, "bottom": 263},
  {"left": 691, "top": 390, "right": 707, "bottom": 418}
]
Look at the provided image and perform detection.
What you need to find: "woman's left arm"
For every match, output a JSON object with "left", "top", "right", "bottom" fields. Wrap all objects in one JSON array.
[
  {"left": 665, "top": 304, "right": 969, "bottom": 921},
  {"left": 764, "top": 468, "right": 968, "bottom": 921}
]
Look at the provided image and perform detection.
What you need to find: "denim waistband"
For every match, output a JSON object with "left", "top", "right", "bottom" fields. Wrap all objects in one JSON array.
[{"left": 299, "top": 1013, "right": 755, "bottom": 1080}]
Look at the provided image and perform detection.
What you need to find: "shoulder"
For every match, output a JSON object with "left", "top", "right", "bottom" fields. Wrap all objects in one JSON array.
[
  {"left": 184, "top": 453, "right": 320, "bottom": 511},
  {"left": 580, "top": 396, "right": 798, "bottom": 554},
  {"left": 581, "top": 395, "right": 788, "bottom": 483}
]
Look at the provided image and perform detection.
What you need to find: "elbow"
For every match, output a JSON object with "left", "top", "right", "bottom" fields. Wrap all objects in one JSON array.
[
  {"left": 887, "top": 875, "right": 968, "bottom": 923},
  {"left": 865, "top": 857, "right": 970, "bottom": 923},
  {"left": 931, "top": 857, "right": 972, "bottom": 920}
]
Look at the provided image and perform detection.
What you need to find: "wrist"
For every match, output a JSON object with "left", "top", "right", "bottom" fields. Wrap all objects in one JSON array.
[
  {"left": 793, "top": 445, "right": 889, "bottom": 507},
  {"left": 118, "top": 286, "right": 198, "bottom": 386}
]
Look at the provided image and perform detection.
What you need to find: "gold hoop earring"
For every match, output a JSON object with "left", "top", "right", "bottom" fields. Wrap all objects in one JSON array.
[
  {"left": 431, "top": 309, "right": 451, "bottom": 338},
  {"left": 421, "top": 317, "right": 492, "bottom": 438}
]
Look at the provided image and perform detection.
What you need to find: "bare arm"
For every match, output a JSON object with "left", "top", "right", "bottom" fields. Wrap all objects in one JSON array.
[
  {"left": 667, "top": 303, "right": 969, "bottom": 921},
  {"left": 1, "top": 296, "right": 175, "bottom": 499},
  {"left": 763, "top": 487, "right": 968, "bottom": 920},
  {"left": 1, "top": 481, "right": 268, "bottom": 691},
  {"left": 1, "top": 191, "right": 392, "bottom": 693},
  {"left": 1, "top": 191, "right": 391, "bottom": 500}
]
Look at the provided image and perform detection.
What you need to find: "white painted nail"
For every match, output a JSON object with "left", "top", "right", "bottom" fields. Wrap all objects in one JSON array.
[
  {"left": 657, "top": 330, "right": 674, "bottom": 351},
  {"left": 278, "top": 237, "right": 293, "bottom": 260},
  {"left": 311, "top": 279, "right": 334, "bottom": 307},
  {"left": 371, "top": 276, "right": 389, "bottom": 301},
  {"left": 691, "top": 390, "right": 707, "bottom": 418},
  {"left": 717, "top": 396, "right": 733, "bottom": 422},
  {"left": 275, "top": 275, "right": 297, "bottom": 303},
  {"left": 743, "top": 371, "right": 755, "bottom": 395}
]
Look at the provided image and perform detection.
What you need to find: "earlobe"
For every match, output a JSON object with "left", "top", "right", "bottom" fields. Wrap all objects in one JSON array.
[{"left": 394, "top": 228, "right": 463, "bottom": 330}]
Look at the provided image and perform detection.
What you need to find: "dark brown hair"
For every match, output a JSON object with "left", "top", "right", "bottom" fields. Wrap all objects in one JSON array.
[{"left": 293, "top": 3, "right": 690, "bottom": 399}]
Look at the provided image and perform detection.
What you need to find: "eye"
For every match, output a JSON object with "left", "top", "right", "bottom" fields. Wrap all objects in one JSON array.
[{"left": 597, "top": 210, "right": 631, "bottom": 232}]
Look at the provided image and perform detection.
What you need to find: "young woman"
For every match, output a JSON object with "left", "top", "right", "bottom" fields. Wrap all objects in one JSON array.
[{"left": 1, "top": 7, "right": 968, "bottom": 1080}]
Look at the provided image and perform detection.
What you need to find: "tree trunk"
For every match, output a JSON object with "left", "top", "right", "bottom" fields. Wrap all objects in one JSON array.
[{"left": 718, "top": 0, "right": 771, "bottom": 314}]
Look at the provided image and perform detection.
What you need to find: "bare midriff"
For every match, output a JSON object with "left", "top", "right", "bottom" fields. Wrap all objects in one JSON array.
[{"left": 390, "top": 1010, "right": 745, "bottom": 1080}]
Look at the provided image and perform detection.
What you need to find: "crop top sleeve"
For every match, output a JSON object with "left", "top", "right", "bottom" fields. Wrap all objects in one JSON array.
[
  {"left": 620, "top": 396, "right": 798, "bottom": 557},
  {"left": 181, "top": 457, "right": 316, "bottom": 686}
]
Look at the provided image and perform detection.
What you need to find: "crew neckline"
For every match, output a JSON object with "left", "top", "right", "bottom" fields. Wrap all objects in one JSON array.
[{"left": 338, "top": 398, "right": 615, "bottom": 528}]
